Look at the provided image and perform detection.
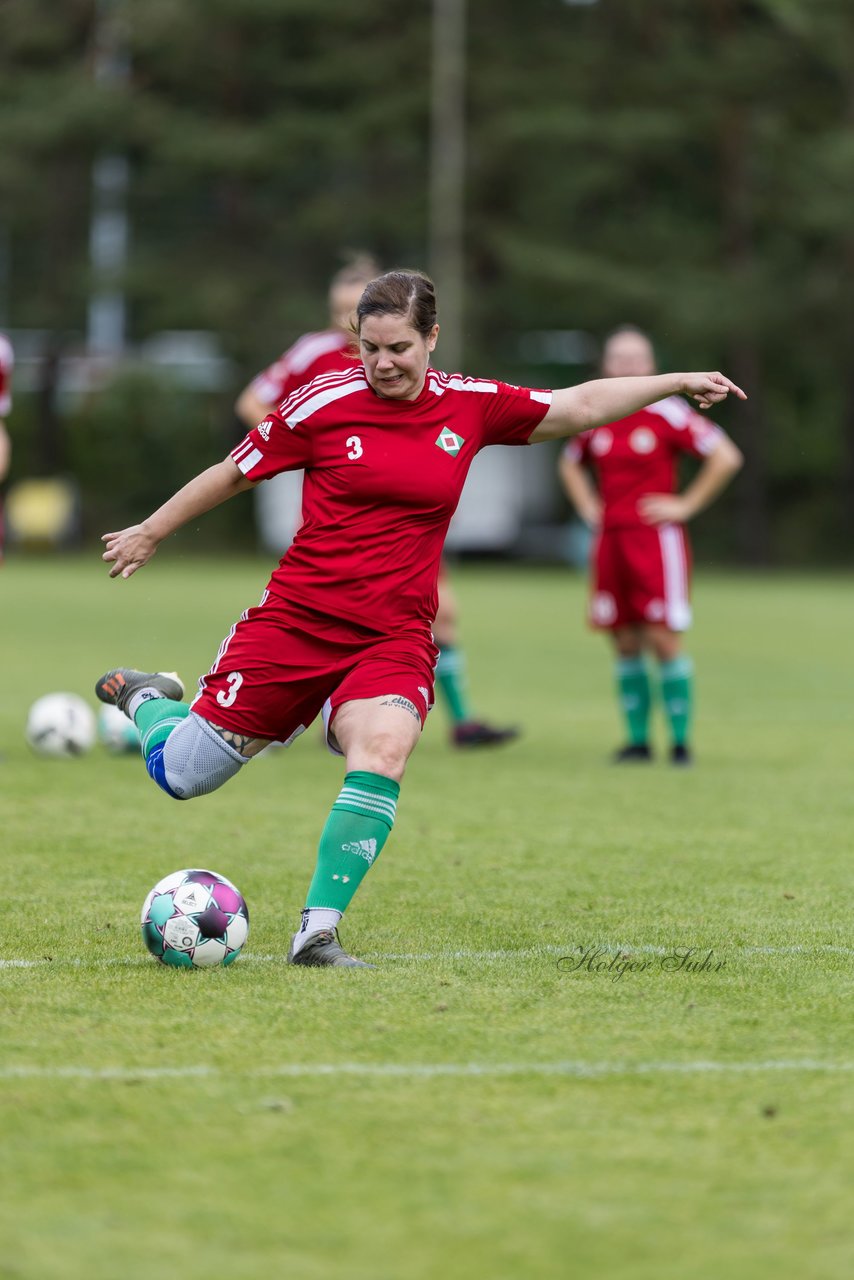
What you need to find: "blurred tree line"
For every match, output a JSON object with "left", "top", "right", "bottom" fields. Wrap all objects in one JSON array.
[{"left": 1, "top": 0, "right": 852, "bottom": 561}]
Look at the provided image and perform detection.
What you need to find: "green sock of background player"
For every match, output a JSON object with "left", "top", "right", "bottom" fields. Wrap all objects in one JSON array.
[
  {"left": 615, "top": 656, "right": 651, "bottom": 746},
  {"left": 434, "top": 644, "right": 473, "bottom": 724},
  {"left": 659, "top": 656, "right": 694, "bottom": 747},
  {"left": 292, "top": 771, "right": 400, "bottom": 950}
]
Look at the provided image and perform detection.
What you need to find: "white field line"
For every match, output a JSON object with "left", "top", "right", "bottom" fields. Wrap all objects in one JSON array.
[
  {"left": 0, "top": 1059, "right": 852, "bottom": 1083},
  {"left": 1, "top": 941, "right": 852, "bottom": 971}
]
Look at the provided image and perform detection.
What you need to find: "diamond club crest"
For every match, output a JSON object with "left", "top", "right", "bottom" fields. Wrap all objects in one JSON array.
[{"left": 435, "top": 427, "right": 465, "bottom": 457}]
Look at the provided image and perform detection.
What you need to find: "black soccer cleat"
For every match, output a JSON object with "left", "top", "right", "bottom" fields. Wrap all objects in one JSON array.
[
  {"left": 612, "top": 743, "right": 653, "bottom": 764},
  {"left": 670, "top": 744, "right": 694, "bottom": 767},
  {"left": 286, "top": 928, "right": 374, "bottom": 969},
  {"left": 95, "top": 668, "right": 184, "bottom": 718},
  {"left": 452, "top": 720, "right": 520, "bottom": 749}
]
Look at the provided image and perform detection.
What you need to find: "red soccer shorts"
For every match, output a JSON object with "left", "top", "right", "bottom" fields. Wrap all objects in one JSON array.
[
  {"left": 588, "top": 523, "right": 693, "bottom": 631},
  {"left": 190, "top": 590, "right": 438, "bottom": 745}
]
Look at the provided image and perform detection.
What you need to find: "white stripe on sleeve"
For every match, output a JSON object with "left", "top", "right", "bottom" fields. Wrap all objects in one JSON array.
[
  {"left": 235, "top": 447, "right": 263, "bottom": 475},
  {"left": 284, "top": 375, "right": 367, "bottom": 429}
]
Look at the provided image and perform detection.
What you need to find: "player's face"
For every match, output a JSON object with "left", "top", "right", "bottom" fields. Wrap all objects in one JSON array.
[
  {"left": 602, "top": 332, "right": 656, "bottom": 378},
  {"left": 359, "top": 313, "right": 439, "bottom": 401}
]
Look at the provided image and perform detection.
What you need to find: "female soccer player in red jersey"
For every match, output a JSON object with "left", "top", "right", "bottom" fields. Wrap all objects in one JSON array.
[
  {"left": 559, "top": 326, "right": 743, "bottom": 766},
  {"left": 97, "top": 276, "right": 745, "bottom": 966},
  {"left": 236, "top": 256, "right": 518, "bottom": 750}
]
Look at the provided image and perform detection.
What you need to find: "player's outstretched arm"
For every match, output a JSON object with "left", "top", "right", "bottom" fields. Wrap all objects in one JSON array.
[
  {"left": 101, "top": 458, "right": 254, "bottom": 579},
  {"left": 529, "top": 372, "right": 746, "bottom": 443}
]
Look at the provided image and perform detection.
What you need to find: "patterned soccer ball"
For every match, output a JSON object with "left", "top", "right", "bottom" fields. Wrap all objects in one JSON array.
[
  {"left": 98, "top": 703, "right": 141, "bottom": 754},
  {"left": 26, "top": 692, "right": 96, "bottom": 757},
  {"left": 141, "top": 869, "right": 250, "bottom": 968}
]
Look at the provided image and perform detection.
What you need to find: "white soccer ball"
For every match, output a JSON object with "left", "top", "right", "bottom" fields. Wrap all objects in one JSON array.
[
  {"left": 26, "top": 692, "right": 97, "bottom": 758},
  {"left": 97, "top": 703, "right": 141, "bottom": 754},
  {"left": 141, "top": 868, "right": 250, "bottom": 968}
]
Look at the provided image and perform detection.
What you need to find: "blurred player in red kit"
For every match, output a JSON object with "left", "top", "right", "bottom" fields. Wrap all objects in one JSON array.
[
  {"left": 236, "top": 256, "right": 518, "bottom": 750},
  {"left": 96, "top": 274, "right": 744, "bottom": 966},
  {"left": 0, "top": 333, "right": 13, "bottom": 561},
  {"left": 559, "top": 326, "right": 743, "bottom": 765}
]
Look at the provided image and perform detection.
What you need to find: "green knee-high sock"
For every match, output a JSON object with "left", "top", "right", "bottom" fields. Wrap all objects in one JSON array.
[
  {"left": 615, "top": 656, "right": 651, "bottom": 746},
  {"left": 659, "top": 656, "right": 694, "bottom": 747},
  {"left": 435, "top": 644, "right": 472, "bottom": 725},
  {"left": 304, "top": 771, "right": 400, "bottom": 915},
  {"left": 133, "top": 697, "right": 191, "bottom": 763}
]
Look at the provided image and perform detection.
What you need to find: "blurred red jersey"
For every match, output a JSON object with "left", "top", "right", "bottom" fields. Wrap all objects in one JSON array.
[
  {"left": 250, "top": 329, "right": 356, "bottom": 407},
  {"left": 565, "top": 397, "right": 723, "bottom": 529},
  {"left": 231, "top": 367, "right": 551, "bottom": 636}
]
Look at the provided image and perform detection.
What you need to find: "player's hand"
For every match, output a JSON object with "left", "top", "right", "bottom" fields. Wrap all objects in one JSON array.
[
  {"left": 681, "top": 372, "right": 746, "bottom": 409},
  {"left": 101, "top": 524, "right": 159, "bottom": 579},
  {"left": 638, "top": 493, "right": 693, "bottom": 526}
]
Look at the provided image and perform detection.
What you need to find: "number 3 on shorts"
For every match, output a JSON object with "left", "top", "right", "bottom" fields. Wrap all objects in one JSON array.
[{"left": 216, "top": 671, "right": 244, "bottom": 708}]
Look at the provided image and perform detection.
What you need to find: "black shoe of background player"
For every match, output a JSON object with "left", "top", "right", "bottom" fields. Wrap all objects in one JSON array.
[
  {"left": 612, "top": 743, "right": 653, "bottom": 763},
  {"left": 453, "top": 720, "right": 520, "bottom": 749},
  {"left": 670, "top": 744, "right": 694, "bottom": 767}
]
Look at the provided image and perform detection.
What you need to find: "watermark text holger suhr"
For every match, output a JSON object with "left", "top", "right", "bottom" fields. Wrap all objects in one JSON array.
[{"left": 558, "top": 946, "right": 727, "bottom": 982}]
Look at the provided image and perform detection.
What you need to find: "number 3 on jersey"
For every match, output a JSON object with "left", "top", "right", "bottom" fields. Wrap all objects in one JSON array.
[
  {"left": 216, "top": 671, "right": 243, "bottom": 708},
  {"left": 346, "top": 435, "right": 363, "bottom": 460}
]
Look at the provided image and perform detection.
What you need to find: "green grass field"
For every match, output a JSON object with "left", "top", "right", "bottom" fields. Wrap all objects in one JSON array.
[{"left": 1, "top": 553, "right": 852, "bottom": 1280}]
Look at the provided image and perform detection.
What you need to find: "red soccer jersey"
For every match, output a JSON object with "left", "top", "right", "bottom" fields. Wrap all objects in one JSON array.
[
  {"left": 231, "top": 367, "right": 551, "bottom": 635},
  {"left": 565, "top": 397, "right": 724, "bottom": 529},
  {"left": 0, "top": 333, "right": 13, "bottom": 416},
  {"left": 250, "top": 329, "right": 357, "bottom": 406}
]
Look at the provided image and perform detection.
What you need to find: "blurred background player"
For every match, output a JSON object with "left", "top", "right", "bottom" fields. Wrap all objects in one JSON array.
[
  {"left": 236, "top": 255, "right": 519, "bottom": 750},
  {"left": 0, "top": 332, "right": 13, "bottom": 562},
  {"left": 559, "top": 325, "right": 743, "bottom": 765}
]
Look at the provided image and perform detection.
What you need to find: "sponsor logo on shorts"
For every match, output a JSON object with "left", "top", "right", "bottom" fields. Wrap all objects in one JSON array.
[
  {"left": 341, "top": 839, "right": 378, "bottom": 864},
  {"left": 591, "top": 591, "right": 617, "bottom": 626},
  {"left": 258, "top": 420, "right": 272, "bottom": 441},
  {"left": 645, "top": 598, "right": 666, "bottom": 621},
  {"left": 417, "top": 685, "right": 429, "bottom": 706}
]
